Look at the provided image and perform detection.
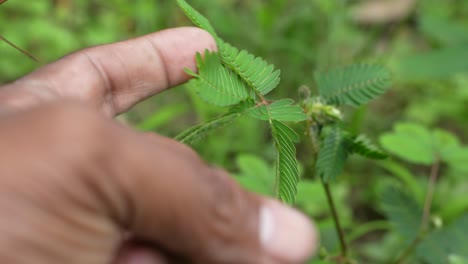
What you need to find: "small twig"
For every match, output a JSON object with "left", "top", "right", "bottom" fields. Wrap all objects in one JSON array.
[
  {"left": 0, "top": 0, "right": 8, "bottom": 5},
  {"left": 323, "top": 182, "right": 348, "bottom": 257},
  {"left": 0, "top": 35, "right": 39, "bottom": 62},
  {"left": 422, "top": 158, "right": 440, "bottom": 230}
]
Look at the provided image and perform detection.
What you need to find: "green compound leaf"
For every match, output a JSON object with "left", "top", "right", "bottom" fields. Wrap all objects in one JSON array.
[
  {"left": 175, "top": 112, "right": 239, "bottom": 145},
  {"left": 315, "top": 64, "right": 392, "bottom": 107},
  {"left": 348, "top": 134, "right": 388, "bottom": 160},
  {"left": 416, "top": 214, "right": 468, "bottom": 264},
  {"left": 247, "top": 99, "right": 307, "bottom": 122},
  {"left": 186, "top": 51, "right": 249, "bottom": 106},
  {"left": 219, "top": 41, "right": 281, "bottom": 96},
  {"left": 316, "top": 125, "right": 348, "bottom": 182},
  {"left": 176, "top": 0, "right": 218, "bottom": 37},
  {"left": 380, "top": 184, "right": 422, "bottom": 241},
  {"left": 176, "top": 100, "right": 256, "bottom": 145},
  {"left": 271, "top": 120, "right": 301, "bottom": 204}
]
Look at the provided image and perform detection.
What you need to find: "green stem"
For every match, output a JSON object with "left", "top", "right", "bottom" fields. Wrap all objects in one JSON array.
[
  {"left": 394, "top": 232, "right": 427, "bottom": 264},
  {"left": 0, "top": 35, "right": 38, "bottom": 62},
  {"left": 394, "top": 159, "right": 440, "bottom": 263},
  {"left": 323, "top": 182, "right": 348, "bottom": 257}
]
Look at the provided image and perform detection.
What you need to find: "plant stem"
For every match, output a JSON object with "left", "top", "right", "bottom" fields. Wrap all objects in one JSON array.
[
  {"left": 323, "top": 182, "right": 348, "bottom": 257},
  {"left": 422, "top": 158, "right": 440, "bottom": 230},
  {"left": 394, "top": 159, "right": 440, "bottom": 264},
  {"left": 0, "top": 35, "right": 38, "bottom": 62},
  {"left": 394, "top": 231, "right": 427, "bottom": 264}
]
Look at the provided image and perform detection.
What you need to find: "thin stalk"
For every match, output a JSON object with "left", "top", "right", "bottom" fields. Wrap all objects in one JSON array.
[
  {"left": 422, "top": 158, "right": 440, "bottom": 230},
  {"left": 394, "top": 231, "right": 427, "bottom": 264},
  {"left": 394, "top": 158, "right": 440, "bottom": 263},
  {"left": 323, "top": 182, "right": 348, "bottom": 257},
  {"left": 0, "top": 35, "right": 39, "bottom": 62}
]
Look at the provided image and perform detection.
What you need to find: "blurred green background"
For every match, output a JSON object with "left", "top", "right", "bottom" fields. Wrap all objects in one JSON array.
[{"left": 1, "top": 0, "right": 468, "bottom": 263}]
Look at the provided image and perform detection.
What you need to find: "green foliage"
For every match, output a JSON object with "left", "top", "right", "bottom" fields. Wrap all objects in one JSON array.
[
  {"left": 271, "top": 120, "right": 301, "bottom": 203},
  {"left": 380, "top": 184, "right": 422, "bottom": 240},
  {"left": 315, "top": 64, "right": 392, "bottom": 107},
  {"left": 380, "top": 123, "right": 468, "bottom": 171},
  {"left": 246, "top": 98, "right": 307, "bottom": 122},
  {"left": 175, "top": 108, "right": 242, "bottom": 144},
  {"left": 416, "top": 214, "right": 468, "bottom": 264},
  {"left": 218, "top": 41, "right": 281, "bottom": 95},
  {"left": 176, "top": 0, "right": 305, "bottom": 203},
  {"left": 380, "top": 123, "right": 436, "bottom": 165},
  {"left": 175, "top": 0, "right": 217, "bottom": 37},
  {"left": 185, "top": 51, "right": 249, "bottom": 106},
  {"left": 316, "top": 126, "right": 348, "bottom": 182},
  {"left": 348, "top": 134, "right": 388, "bottom": 159},
  {"left": 234, "top": 154, "right": 274, "bottom": 196},
  {"left": 5, "top": 0, "right": 468, "bottom": 262}
]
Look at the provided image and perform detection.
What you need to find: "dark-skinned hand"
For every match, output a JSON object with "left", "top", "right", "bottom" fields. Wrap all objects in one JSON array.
[{"left": 0, "top": 27, "right": 317, "bottom": 264}]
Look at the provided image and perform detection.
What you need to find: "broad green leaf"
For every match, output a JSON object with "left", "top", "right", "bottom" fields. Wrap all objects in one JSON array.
[
  {"left": 442, "top": 145, "right": 468, "bottom": 173},
  {"left": 379, "top": 123, "right": 436, "bottom": 165},
  {"left": 271, "top": 120, "right": 301, "bottom": 204},
  {"left": 315, "top": 64, "right": 392, "bottom": 107},
  {"left": 380, "top": 184, "right": 422, "bottom": 240},
  {"left": 219, "top": 41, "right": 281, "bottom": 95},
  {"left": 247, "top": 99, "right": 307, "bottom": 122},
  {"left": 380, "top": 123, "right": 464, "bottom": 166},
  {"left": 186, "top": 51, "right": 249, "bottom": 106},
  {"left": 349, "top": 134, "right": 388, "bottom": 159},
  {"left": 176, "top": 0, "right": 218, "bottom": 37},
  {"left": 316, "top": 126, "right": 348, "bottom": 182}
]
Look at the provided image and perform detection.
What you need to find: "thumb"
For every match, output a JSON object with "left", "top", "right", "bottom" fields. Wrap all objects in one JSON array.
[{"left": 108, "top": 131, "right": 318, "bottom": 263}]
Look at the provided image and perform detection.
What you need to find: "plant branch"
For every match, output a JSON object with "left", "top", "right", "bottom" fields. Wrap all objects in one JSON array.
[
  {"left": 0, "top": 35, "right": 38, "bottom": 62},
  {"left": 323, "top": 182, "right": 348, "bottom": 257},
  {"left": 422, "top": 158, "right": 440, "bottom": 230}
]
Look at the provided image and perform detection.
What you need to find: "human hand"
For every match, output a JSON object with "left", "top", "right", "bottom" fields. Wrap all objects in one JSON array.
[{"left": 0, "top": 27, "right": 317, "bottom": 264}]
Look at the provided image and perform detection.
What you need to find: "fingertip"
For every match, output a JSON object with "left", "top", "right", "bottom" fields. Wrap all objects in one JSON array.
[
  {"left": 259, "top": 199, "right": 319, "bottom": 263},
  {"left": 149, "top": 27, "right": 217, "bottom": 87},
  {"left": 115, "top": 248, "right": 169, "bottom": 264}
]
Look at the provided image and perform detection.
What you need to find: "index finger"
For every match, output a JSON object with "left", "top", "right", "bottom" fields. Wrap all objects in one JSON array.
[{"left": 1, "top": 27, "right": 216, "bottom": 116}]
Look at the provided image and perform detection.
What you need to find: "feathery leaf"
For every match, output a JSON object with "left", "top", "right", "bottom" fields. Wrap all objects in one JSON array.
[
  {"left": 316, "top": 126, "right": 348, "bottom": 182},
  {"left": 271, "top": 120, "right": 301, "bottom": 204},
  {"left": 176, "top": 0, "right": 218, "bottom": 37},
  {"left": 219, "top": 41, "right": 281, "bottom": 95},
  {"left": 247, "top": 99, "right": 307, "bottom": 122},
  {"left": 175, "top": 113, "right": 239, "bottom": 145},
  {"left": 186, "top": 51, "right": 249, "bottom": 106},
  {"left": 175, "top": 99, "right": 258, "bottom": 144},
  {"left": 315, "top": 64, "right": 392, "bottom": 107},
  {"left": 380, "top": 184, "right": 422, "bottom": 240},
  {"left": 349, "top": 134, "right": 388, "bottom": 159}
]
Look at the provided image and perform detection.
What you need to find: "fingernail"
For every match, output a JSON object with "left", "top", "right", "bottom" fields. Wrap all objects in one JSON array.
[
  {"left": 122, "top": 250, "right": 166, "bottom": 264},
  {"left": 260, "top": 199, "right": 318, "bottom": 262}
]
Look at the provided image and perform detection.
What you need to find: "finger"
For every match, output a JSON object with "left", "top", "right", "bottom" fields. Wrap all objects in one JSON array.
[
  {"left": 1, "top": 27, "right": 216, "bottom": 115},
  {"left": 115, "top": 242, "right": 170, "bottom": 264},
  {"left": 107, "top": 130, "right": 318, "bottom": 263}
]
